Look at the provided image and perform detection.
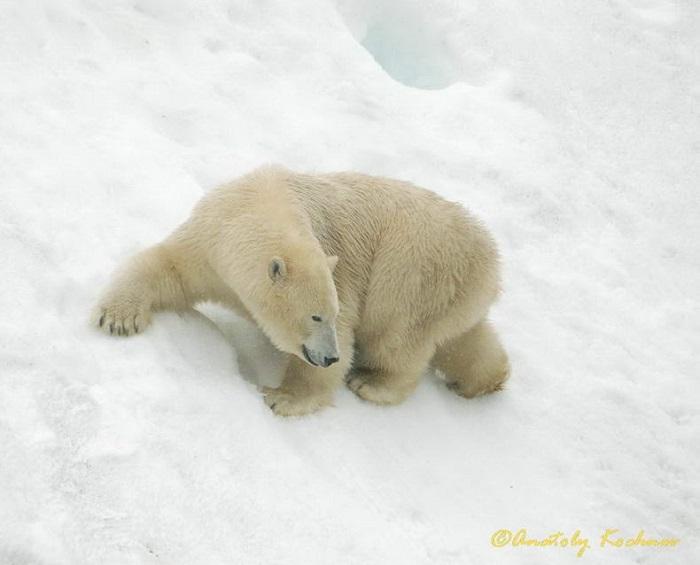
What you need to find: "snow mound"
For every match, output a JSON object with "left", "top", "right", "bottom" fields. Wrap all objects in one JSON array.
[{"left": 337, "top": 0, "right": 463, "bottom": 89}]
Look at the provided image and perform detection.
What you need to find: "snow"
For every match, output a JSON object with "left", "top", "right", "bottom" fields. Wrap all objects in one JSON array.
[{"left": 1, "top": 0, "right": 698, "bottom": 563}]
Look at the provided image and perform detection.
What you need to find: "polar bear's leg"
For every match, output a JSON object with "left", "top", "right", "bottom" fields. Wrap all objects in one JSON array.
[
  {"left": 346, "top": 345, "right": 434, "bottom": 406},
  {"left": 263, "top": 323, "right": 354, "bottom": 416},
  {"left": 94, "top": 243, "right": 196, "bottom": 336},
  {"left": 432, "top": 320, "right": 510, "bottom": 398}
]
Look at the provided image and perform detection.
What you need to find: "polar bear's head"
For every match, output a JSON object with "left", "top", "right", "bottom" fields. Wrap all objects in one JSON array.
[{"left": 251, "top": 245, "right": 340, "bottom": 368}]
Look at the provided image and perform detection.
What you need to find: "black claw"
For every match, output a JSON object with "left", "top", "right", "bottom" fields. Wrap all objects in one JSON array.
[
  {"left": 270, "top": 403, "right": 277, "bottom": 411},
  {"left": 99, "top": 313, "right": 105, "bottom": 327},
  {"left": 109, "top": 323, "right": 114, "bottom": 335}
]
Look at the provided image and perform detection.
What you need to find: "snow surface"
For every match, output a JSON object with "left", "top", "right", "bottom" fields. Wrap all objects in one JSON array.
[{"left": 1, "top": 1, "right": 699, "bottom": 563}]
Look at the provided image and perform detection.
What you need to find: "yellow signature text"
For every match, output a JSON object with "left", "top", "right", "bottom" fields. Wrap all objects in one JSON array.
[{"left": 491, "top": 528, "right": 680, "bottom": 558}]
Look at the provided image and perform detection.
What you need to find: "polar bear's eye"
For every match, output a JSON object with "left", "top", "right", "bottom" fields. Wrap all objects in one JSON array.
[{"left": 311, "top": 315, "right": 322, "bottom": 322}]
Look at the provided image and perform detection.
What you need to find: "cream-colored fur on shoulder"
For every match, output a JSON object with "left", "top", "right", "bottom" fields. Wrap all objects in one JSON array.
[{"left": 93, "top": 165, "right": 509, "bottom": 416}]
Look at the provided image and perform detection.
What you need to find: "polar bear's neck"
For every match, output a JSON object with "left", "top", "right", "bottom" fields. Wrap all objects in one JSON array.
[
  {"left": 198, "top": 166, "right": 322, "bottom": 292},
  {"left": 243, "top": 166, "right": 316, "bottom": 244}
]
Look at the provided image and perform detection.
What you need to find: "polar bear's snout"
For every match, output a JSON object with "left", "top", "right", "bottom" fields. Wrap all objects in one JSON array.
[{"left": 302, "top": 323, "right": 339, "bottom": 368}]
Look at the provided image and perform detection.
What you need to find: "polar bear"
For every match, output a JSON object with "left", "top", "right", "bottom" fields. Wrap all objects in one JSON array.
[{"left": 94, "top": 166, "right": 509, "bottom": 416}]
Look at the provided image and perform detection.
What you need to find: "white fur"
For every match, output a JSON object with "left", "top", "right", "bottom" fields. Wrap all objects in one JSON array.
[{"left": 94, "top": 166, "right": 509, "bottom": 416}]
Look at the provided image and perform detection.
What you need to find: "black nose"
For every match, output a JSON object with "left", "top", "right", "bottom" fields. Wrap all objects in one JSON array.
[{"left": 323, "top": 356, "right": 339, "bottom": 367}]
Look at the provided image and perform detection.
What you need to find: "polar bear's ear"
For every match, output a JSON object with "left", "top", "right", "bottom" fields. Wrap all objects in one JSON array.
[
  {"left": 327, "top": 255, "right": 339, "bottom": 272},
  {"left": 268, "top": 257, "right": 287, "bottom": 282}
]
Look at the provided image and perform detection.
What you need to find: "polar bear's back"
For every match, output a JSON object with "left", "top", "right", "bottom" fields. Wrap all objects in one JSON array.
[
  {"left": 286, "top": 169, "right": 501, "bottom": 341},
  {"left": 288, "top": 170, "right": 498, "bottom": 273}
]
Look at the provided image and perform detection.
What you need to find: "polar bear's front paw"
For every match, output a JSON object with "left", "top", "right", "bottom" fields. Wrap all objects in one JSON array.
[
  {"left": 446, "top": 360, "right": 510, "bottom": 398},
  {"left": 93, "top": 297, "right": 151, "bottom": 337},
  {"left": 263, "top": 387, "right": 331, "bottom": 417},
  {"left": 346, "top": 373, "right": 407, "bottom": 406}
]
